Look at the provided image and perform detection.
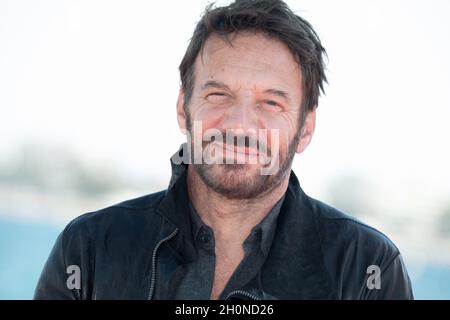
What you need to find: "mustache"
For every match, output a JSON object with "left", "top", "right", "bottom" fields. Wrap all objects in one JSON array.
[{"left": 204, "top": 133, "right": 270, "bottom": 154}]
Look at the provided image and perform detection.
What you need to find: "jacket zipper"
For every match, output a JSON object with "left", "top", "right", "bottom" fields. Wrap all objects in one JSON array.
[
  {"left": 224, "top": 289, "right": 261, "bottom": 300},
  {"left": 147, "top": 228, "right": 179, "bottom": 300},
  {"left": 146, "top": 228, "right": 260, "bottom": 301}
]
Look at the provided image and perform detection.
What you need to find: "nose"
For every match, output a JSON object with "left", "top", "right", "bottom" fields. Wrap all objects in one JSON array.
[{"left": 220, "top": 95, "right": 260, "bottom": 134}]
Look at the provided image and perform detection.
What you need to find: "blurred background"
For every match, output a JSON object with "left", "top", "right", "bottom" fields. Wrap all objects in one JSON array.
[{"left": 1, "top": 0, "right": 449, "bottom": 299}]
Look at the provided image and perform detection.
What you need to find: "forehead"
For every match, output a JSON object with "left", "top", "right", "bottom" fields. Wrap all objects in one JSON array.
[{"left": 194, "top": 31, "right": 302, "bottom": 93}]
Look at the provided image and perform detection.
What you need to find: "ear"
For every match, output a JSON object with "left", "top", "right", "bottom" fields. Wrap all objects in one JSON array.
[
  {"left": 176, "top": 89, "right": 187, "bottom": 135},
  {"left": 296, "top": 107, "right": 317, "bottom": 154}
]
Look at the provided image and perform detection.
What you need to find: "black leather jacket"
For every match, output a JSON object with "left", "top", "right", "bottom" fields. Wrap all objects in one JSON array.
[{"left": 34, "top": 153, "right": 414, "bottom": 300}]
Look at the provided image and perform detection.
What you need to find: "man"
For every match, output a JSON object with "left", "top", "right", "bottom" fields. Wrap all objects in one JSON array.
[{"left": 34, "top": 0, "right": 414, "bottom": 299}]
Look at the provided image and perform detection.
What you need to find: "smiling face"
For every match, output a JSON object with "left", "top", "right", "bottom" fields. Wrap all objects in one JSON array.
[{"left": 177, "top": 31, "right": 316, "bottom": 199}]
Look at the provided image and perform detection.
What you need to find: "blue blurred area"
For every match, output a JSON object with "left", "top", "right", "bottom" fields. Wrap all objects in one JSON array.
[
  {"left": 411, "top": 265, "right": 450, "bottom": 300},
  {"left": 0, "top": 217, "right": 449, "bottom": 300},
  {"left": 0, "top": 217, "right": 59, "bottom": 299}
]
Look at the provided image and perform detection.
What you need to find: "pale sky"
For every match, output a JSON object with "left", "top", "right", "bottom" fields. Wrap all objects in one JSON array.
[{"left": 1, "top": 0, "right": 450, "bottom": 205}]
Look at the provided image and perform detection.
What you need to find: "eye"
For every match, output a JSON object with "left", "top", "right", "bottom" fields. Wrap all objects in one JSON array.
[
  {"left": 265, "top": 100, "right": 279, "bottom": 107},
  {"left": 262, "top": 100, "right": 283, "bottom": 111},
  {"left": 205, "top": 92, "right": 229, "bottom": 102},
  {"left": 207, "top": 92, "right": 226, "bottom": 97}
]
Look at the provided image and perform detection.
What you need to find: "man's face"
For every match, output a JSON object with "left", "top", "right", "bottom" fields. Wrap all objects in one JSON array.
[{"left": 177, "top": 31, "right": 315, "bottom": 199}]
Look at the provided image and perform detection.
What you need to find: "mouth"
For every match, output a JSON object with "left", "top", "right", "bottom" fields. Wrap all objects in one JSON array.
[
  {"left": 204, "top": 140, "right": 271, "bottom": 165},
  {"left": 209, "top": 141, "right": 259, "bottom": 156},
  {"left": 201, "top": 140, "right": 274, "bottom": 167},
  {"left": 224, "top": 144, "right": 259, "bottom": 156}
]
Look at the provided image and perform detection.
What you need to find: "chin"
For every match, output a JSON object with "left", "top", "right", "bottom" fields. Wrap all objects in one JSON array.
[{"left": 195, "top": 163, "right": 274, "bottom": 199}]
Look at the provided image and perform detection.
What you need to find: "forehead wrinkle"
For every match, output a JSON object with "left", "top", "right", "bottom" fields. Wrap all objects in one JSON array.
[{"left": 194, "top": 33, "right": 303, "bottom": 104}]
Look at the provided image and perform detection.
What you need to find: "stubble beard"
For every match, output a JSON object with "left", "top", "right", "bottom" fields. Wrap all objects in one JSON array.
[{"left": 187, "top": 117, "right": 301, "bottom": 200}]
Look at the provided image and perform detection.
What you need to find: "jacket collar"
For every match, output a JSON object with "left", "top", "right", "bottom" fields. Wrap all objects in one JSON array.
[
  {"left": 155, "top": 144, "right": 196, "bottom": 263},
  {"left": 156, "top": 144, "right": 336, "bottom": 298},
  {"left": 254, "top": 171, "right": 336, "bottom": 299}
]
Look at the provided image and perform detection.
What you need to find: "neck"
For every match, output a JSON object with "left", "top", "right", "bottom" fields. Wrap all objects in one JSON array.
[{"left": 186, "top": 165, "right": 290, "bottom": 245}]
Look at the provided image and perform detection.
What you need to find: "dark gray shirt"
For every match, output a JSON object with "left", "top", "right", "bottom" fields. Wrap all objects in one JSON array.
[{"left": 174, "top": 195, "right": 285, "bottom": 299}]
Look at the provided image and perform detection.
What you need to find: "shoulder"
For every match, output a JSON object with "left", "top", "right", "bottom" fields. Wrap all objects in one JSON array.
[
  {"left": 306, "top": 196, "right": 413, "bottom": 299},
  {"left": 34, "top": 190, "right": 168, "bottom": 299},
  {"left": 308, "top": 196, "right": 400, "bottom": 259},
  {"left": 61, "top": 190, "right": 167, "bottom": 242}
]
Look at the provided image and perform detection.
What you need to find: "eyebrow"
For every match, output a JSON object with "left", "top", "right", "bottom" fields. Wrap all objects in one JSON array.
[
  {"left": 201, "top": 80, "right": 231, "bottom": 91},
  {"left": 201, "top": 80, "right": 291, "bottom": 102},
  {"left": 263, "top": 88, "right": 290, "bottom": 102}
]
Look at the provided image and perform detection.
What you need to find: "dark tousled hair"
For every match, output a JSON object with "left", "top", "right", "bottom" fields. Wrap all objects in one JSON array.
[{"left": 179, "top": 0, "right": 327, "bottom": 127}]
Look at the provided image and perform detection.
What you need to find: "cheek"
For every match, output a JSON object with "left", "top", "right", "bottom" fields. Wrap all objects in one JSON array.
[
  {"left": 196, "top": 108, "right": 223, "bottom": 133},
  {"left": 189, "top": 105, "right": 225, "bottom": 143},
  {"left": 261, "top": 114, "right": 299, "bottom": 152}
]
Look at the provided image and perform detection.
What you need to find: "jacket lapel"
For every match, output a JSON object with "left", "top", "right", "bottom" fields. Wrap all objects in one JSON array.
[{"left": 259, "top": 171, "right": 337, "bottom": 299}]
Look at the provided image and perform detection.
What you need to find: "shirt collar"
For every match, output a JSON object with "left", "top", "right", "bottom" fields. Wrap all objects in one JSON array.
[{"left": 187, "top": 185, "right": 285, "bottom": 257}]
